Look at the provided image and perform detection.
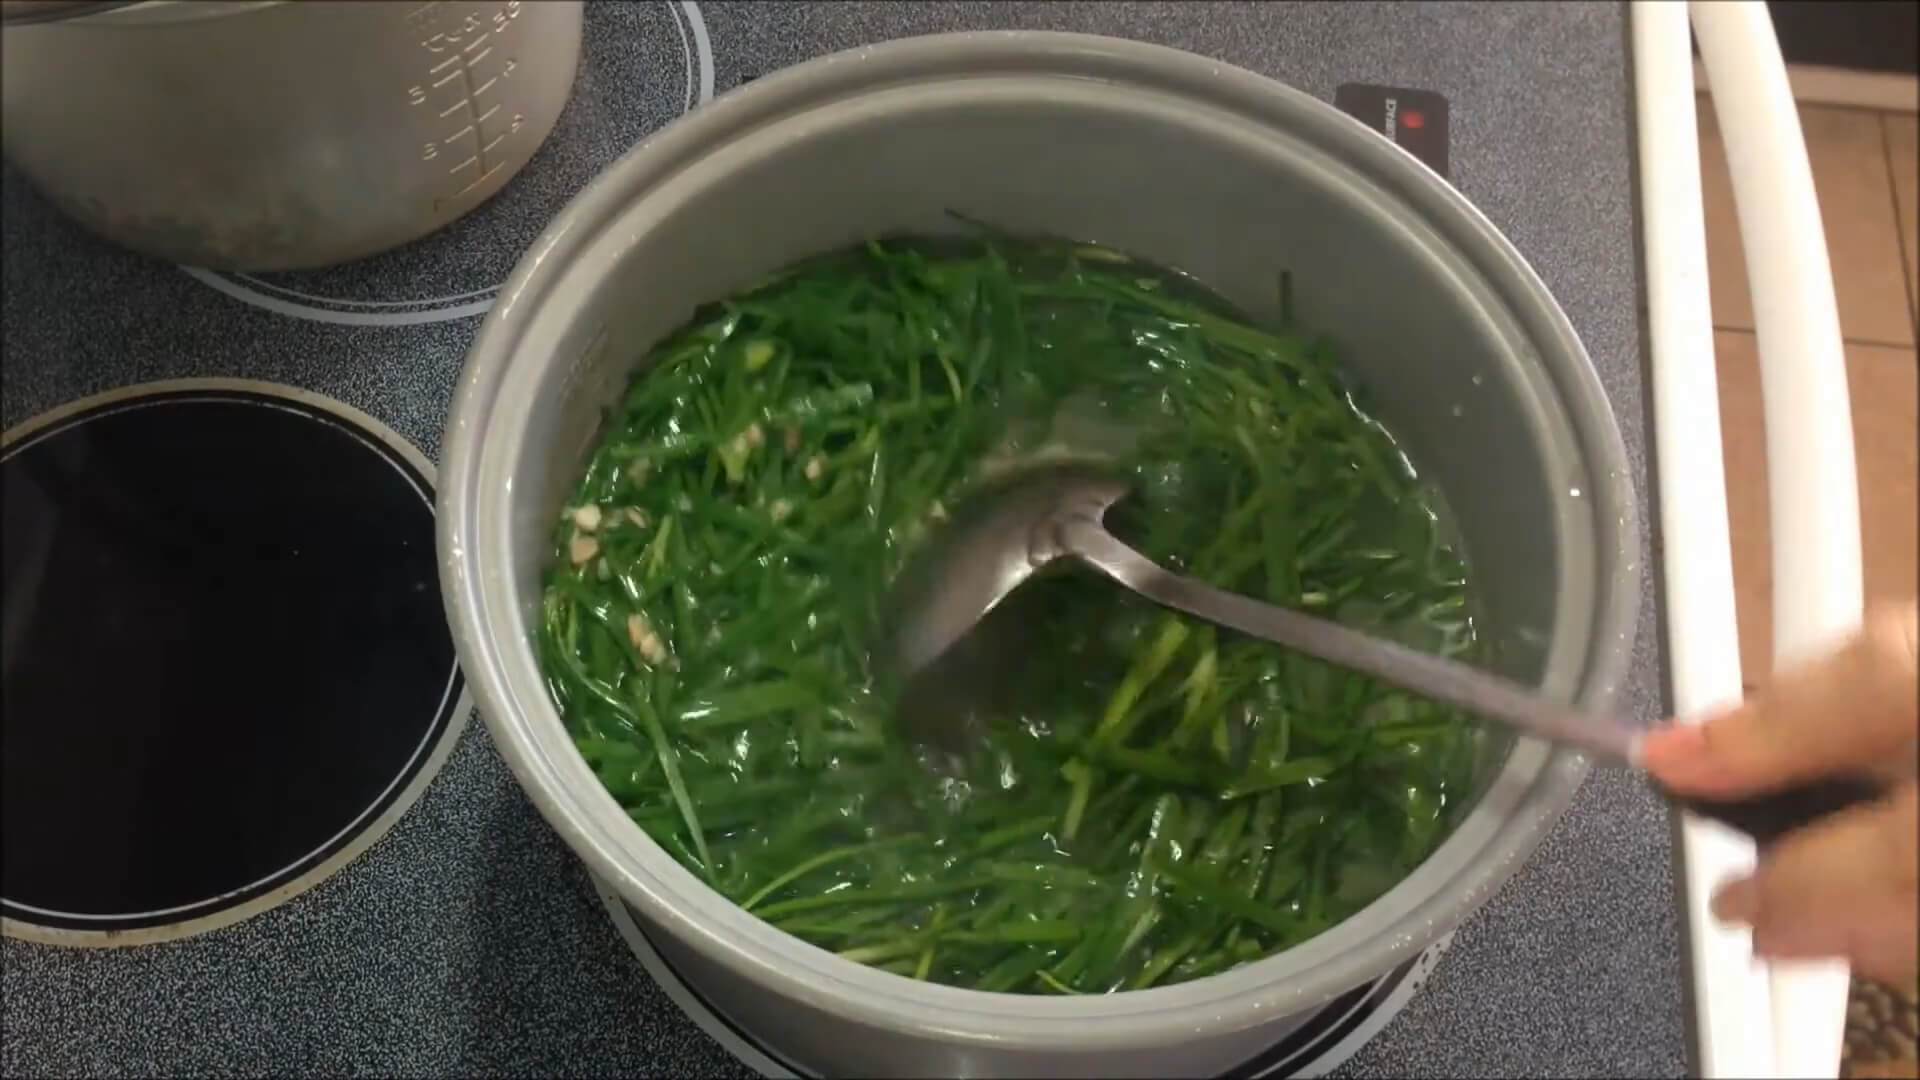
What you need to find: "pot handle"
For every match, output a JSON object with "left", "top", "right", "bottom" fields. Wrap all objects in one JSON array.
[
  {"left": 1693, "top": 4, "right": 1864, "bottom": 1080},
  {"left": 1665, "top": 774, "right": 1886, "bottom": 850},
  {"left": 1638, "top": 2, "right": 1865, "bottom": 1078}
]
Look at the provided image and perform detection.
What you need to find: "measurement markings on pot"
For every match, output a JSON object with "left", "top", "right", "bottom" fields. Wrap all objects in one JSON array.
[
  {"left": 177, "top": 1, "right": 715, "bottom": 327},
  {"left": 409, "top": 0, "right": 530, "bottom": 209}
]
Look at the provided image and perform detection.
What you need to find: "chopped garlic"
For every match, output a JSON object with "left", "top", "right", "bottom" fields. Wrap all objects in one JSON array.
[
  {"left": 720, "top": 424, "right": 762, "bottom": 485},
  {"left": 928, "top": 500, "right": 948, "bottom": 522},
  {"left": 626, "top": 613, "right": 667, "bottom": 665},
  {"left": 640, "top": 634, "right": 667, "bottom": 665},
  {"left": 804, "top": 455, "right": 825, "bottom": 483},
  {"left": 769, "top": 498, "right": 793, "bottom": 524},
  {"left": 572, "top": 504, "right": 603, "bottom": 531},
  {"left": 568, "top": 532, "right": 599, "bottom": 565},
  {"left": 625, "top": 507, "right": 649, "bottom": 529}
]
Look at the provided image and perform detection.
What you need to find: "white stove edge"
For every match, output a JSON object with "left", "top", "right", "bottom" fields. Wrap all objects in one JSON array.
[{"left": 1632, "top": 3, "right": 1860, "bottom": 1078}]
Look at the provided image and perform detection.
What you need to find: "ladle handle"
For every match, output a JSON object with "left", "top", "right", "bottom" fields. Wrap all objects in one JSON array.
[
  {"left": 1059, "top": 520, "right": 1642, "bottom": 763},
  {"left": 1664, "top": 776, "right": 1887, "bottom": 848},
  {"left": 1061, "top": 520, "right": 1890, "bottom": 844}
]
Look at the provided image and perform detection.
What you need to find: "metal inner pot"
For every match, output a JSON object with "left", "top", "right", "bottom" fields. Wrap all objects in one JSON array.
[
  {"left": 440, "top": 32, "right": 1638, "bottom": 1079},
  {"left": 0, "top": 1, "right": 582, "bottom": 271}
]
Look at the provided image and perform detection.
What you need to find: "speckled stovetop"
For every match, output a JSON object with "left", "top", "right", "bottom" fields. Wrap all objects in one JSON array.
[{"left": 0, "top": 2, "right": 1683, "bottom": 1076}]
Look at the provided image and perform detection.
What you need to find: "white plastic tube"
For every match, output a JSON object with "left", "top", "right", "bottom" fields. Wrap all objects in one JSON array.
[
  {"left": 1636, "top": 2, "right": 1865, "bottom": 1077},
  {"left": 1630, "top": 4, "right": 1776, "bottom": 1076}
]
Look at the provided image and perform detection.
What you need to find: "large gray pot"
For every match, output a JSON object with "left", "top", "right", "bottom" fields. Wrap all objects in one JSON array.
[{"left": 439, "top": 32, "right": 1638, "bottom": 1078}]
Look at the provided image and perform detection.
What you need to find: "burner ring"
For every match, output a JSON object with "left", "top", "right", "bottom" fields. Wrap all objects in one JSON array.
[{"left": 0, "top": 378, "right": 471, "bottom": 947}]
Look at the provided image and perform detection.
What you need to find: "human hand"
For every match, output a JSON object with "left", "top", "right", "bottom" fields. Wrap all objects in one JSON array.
[{"left": 1637, "top": 601, "right": 1918, "bottom": 983}]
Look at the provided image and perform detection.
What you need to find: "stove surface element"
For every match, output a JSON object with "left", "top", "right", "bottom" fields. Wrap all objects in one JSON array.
[{"left": 0, "top": 382, "right": 466, "bottom": 943}]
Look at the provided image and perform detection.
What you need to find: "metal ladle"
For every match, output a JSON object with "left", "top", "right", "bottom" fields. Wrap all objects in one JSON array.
[{"left": 886, "top": 462, "right": 1881, "bottom": 846}]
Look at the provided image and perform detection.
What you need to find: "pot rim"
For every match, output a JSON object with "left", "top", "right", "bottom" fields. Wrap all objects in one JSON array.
[{"left": 440, "top": 30, "right": 1639, "bottom": 1049}]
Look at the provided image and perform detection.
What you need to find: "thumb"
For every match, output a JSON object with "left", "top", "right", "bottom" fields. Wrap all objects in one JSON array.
[
  {"left": 1640, "top": 600, "right": 1918, "bottom": 798},
  {"left": 1710, "top": 781, "right": 1918, "bottom": 982}
]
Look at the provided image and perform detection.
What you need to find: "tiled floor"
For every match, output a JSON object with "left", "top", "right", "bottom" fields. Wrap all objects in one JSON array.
[{"left": 1696, "top": 94, "right": 1918, "bottom": 1078}]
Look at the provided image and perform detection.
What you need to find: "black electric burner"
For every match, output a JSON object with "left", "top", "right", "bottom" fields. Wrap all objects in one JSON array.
[{"left": 0, "top": 382, "right": 467, "bottom": 942}]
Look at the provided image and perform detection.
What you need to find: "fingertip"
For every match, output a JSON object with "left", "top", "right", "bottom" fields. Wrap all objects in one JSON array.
[
  {"left": 1710, "top": 875, "right": 1758, "bottom": 924},
  {"left": 1635, "top": 723, "right": 1707, "bottom": 774},
  {"left": 1638, "top": 722, "right": 1747, "bottom": 796}
]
